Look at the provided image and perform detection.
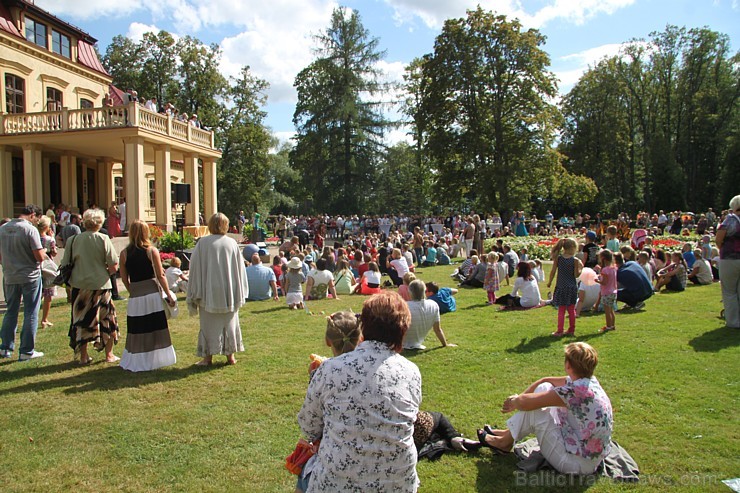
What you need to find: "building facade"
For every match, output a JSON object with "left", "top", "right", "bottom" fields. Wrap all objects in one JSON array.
[{"left": 0, "top": 0, "right": 220, "bottom": 230}]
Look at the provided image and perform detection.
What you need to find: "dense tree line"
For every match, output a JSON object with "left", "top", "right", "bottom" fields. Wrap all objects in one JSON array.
[{"left": 560, "top": 26, "right": 739, "bottom": 214}]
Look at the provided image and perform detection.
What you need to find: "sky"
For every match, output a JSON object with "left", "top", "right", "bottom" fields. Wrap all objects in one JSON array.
[{"left": 36, "top": 0, "right": 739, "bottom": 144}]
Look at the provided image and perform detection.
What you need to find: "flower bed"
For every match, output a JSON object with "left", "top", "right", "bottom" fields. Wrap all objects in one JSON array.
[{"left": 483, "top": 233, "right": 705, "bottom": 260}]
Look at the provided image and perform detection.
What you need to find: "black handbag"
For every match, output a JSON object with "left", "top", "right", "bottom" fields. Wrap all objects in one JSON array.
[{"left": 53, "top": 235, "right": 76, "bottom": 287}]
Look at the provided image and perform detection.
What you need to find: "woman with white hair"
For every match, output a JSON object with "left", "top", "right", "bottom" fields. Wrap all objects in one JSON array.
[
  {"left": 716, "top": 195, "right": 740, "bottom": 329},
  {"left": 403, "top": 279, "right": 455, "bottom": 350},
  {"left": 61, "top": 208, "right": 120, "bottom": 364},
  {"left": 186, "top": 213, "right": 249, "bottom": 365}
]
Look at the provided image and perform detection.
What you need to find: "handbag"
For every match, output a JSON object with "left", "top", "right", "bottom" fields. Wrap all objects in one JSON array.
[
  {"left": 146, "top": 248, "right": 178, "bottom": 319},
  {"left": 285, "top": 438, "right": 319, "bottom": 475},
  {"left": 53, "top": 235, "right": 76, "bottom": 287}
]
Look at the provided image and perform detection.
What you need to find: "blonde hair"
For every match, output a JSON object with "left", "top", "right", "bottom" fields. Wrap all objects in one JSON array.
[
  {"left": 562, "top": 238, "right": 577, "bottom": 255},
  {"left": 127, "top": 220, "right": 151, "bottom": 250},
  {"left": 208, "top": 213, "right": 229, "bottom": 235},
  {"left": 487, "top": 252, "right": 498, "bottom": 263},
  {"left": 326, "top": 311, "right": 361, "bottom": 356},
  {"left": 564, "top": 342, "right": 598, "bottom": 378},
  {"left": 170, "top": 256, "right": 182, "bottom": 268},
  {"left": 392, "top": 247, "right": 402, "bottom": 259},
  {"left": 82, "top": 208, "right": 105, "bottom": 231},
  {"left": 37, "top": 215, "right": 51, "bottom": 233},
  {"left": 402, "top": 272, "right": 416, "bottom": 285}
]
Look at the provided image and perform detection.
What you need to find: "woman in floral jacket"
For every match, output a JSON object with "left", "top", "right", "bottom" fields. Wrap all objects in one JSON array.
[
  {"left": 478, "top": 342, "right": 613, "bottom": 474},
  {"left": 297, "top": 292, "right": 422, "bottom": 492}
]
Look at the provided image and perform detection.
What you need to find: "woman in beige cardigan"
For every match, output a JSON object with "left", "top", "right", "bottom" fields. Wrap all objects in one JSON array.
[{"left": 186, "top": 213, "right": 249, "bottom": 366}]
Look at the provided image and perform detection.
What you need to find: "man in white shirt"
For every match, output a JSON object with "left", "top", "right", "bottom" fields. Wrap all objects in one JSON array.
[
  {"left": 144, "top": 97, "right": 158, "bottom": 112},
  {"left": 403, "top": 280, "right": 454, "bottom": 350}
]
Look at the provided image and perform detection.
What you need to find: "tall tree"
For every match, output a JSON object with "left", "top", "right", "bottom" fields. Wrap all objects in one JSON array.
[
  {"left": 218, "top": 67, "right": 275, "bottom": 219},
  {"left": 102, "top": 35, "right": 144, "bottom": 92},
  {"left": 414, "top": 7, "right": 582, "bottom": 214},
  {"left": 176, "top": 36, "right": 228, "bottom": 129},
  {"left": 139, "top": 31, "right": 178, "bottom": 105},
  {"left": 291, "top": 7, "right": 388, "bottom": 213}
]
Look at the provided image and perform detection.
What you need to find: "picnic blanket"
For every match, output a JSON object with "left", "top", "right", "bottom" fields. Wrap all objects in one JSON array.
[{"left": 514, "top": 438, "right": 639, "bottom": 482}]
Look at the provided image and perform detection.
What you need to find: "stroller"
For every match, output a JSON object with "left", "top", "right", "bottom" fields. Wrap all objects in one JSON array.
[{"left": 631, "top": 229, "right": 648, "bottom": 251}]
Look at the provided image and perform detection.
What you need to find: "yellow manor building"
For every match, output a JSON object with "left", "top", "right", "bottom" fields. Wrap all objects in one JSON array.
[{"left": 0, "top": 0, "right": 220, "bottom": 231}]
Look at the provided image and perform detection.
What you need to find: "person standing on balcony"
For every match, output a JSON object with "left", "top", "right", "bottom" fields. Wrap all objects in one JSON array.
[
  {"left": 144, "top": 96, "right": 158, "bottom": 112},
  {"left": 189, "top": 114, "right": 201, "bottom": 128}
]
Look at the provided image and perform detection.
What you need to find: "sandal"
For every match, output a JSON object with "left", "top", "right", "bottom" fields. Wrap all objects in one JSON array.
[
  {"left": 599, "top": 326, "right": 615, "bottom": 333},
  {"left": 476, "top": 428, "right": 510, "bottom": 455},
  {"left": 551, "top": 331, "right": 565, "bottom": 337},
  {"left": 79, "top": 356, "right": 93, "bottom": 366},
  {"left": 564, "top": 330, "right": 575, "bottom": 336}
]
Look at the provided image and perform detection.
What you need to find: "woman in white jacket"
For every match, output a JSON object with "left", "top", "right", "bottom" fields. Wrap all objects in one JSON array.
[{"left": 187, "top": 213, "right": 249, "bottom": 366}]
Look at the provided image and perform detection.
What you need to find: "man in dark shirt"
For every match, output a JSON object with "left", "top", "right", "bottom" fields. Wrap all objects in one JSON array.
[
  {"left": 615, "top": 253, "right": 653, "bottom": 309},
  {"left": 582, "top": 231, "right": 600, "bottom": 269}
]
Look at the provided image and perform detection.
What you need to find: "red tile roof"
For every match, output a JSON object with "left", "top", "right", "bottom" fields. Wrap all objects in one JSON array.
[
  {"left": 109, "top": 84, "right": 126, "bottom": 105},
  {"left": 77, "top": 39, "right": 110, "bottom": 76},
  {"left": 0, "top": 2, "right": 23, "bottom": 38}
]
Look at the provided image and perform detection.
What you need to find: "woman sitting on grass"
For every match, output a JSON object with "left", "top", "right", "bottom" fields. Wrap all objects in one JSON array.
[
  {"left": 477, "top": 342, "right": 613, "bottom": 475},
  {"left": 332, "top": 259, "right": 356, "bottom": 295},
  {"left": 496, "top": 262, "right": 545, "bottom": 308},
  {"left": 653, "top": 252, "right": 688, "bottom": 293}
]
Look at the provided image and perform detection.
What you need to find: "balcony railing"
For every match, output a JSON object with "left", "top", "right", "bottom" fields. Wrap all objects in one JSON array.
[{"left": 0, "top": 102, "right": 216, "bottom": 149}]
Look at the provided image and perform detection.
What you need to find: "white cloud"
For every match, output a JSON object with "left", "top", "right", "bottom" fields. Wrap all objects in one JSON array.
[
  {"left": 553, "top": 41, "right": 646, "bottom": 93},
  {"left": 36, "top": 0, "right": 145, "bottom": 18},
  {"left": 559, "top": 43, "right": 625, "bottom": 65},
  {"left": 126, "top": 22, "right": 161, "bottom": 42},
  {"left": 218, "top": 1, "right": 338, "bottom": 104},
  {"left": 382, "top": 0, "right": 636, "bottom": 29}
]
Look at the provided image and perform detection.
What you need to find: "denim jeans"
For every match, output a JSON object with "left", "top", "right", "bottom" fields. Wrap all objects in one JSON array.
[{"left": 0, "top": 277, "right": 42, "bottom": 355}]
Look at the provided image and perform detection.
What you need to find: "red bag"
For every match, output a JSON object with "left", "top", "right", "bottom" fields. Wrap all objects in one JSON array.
[{"left": 285, "top": 438, "right": 320, "bottom": 475}]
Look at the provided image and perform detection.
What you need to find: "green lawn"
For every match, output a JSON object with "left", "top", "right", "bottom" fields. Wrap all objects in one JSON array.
[{"left": 0, "top": 264, "right": 737, "bottom": 492}]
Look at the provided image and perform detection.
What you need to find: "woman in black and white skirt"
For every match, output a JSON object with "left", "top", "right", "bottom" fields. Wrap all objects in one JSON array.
[{"left": 118, "top": 220, "right": 177, "bottom": 371}]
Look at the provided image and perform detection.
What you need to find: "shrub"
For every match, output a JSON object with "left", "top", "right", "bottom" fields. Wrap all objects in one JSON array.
[{"left": 158, "top": 231, "right": 195, "bottom": 253}]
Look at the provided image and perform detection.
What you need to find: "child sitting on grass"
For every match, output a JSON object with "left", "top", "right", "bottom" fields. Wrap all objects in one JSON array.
[
  {"left": 296, "top": 312, "right": 362, "bottom": 492},
  {"left": 398, "top": 272, "right": 416, "bottom": 301}
]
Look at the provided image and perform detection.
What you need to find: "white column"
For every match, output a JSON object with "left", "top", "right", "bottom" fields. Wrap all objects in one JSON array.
[
  {"left": 22, "top": 144, "right": 43, "bottom": 207},
  {"left": 154, "top": 145, "right": 172, "bottom": 230},
  {"left": 0, "top": 146, "right": 13, "bottom": 217},
  {"left": 202, "top": 159, "right": 217, "bottom": 221},
  {"left": 184, "top": 153, "right": 200, "bottom": 226},
  {"left": 123, "top": 137, "right": 147, "bottom": 227}
]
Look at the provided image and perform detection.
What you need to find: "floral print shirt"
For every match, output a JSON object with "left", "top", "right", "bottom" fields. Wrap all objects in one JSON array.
[
  {"left": 297, "top": 340, "right": 422, "bottom": 492},
  {"left": 554, "top": 376, "right": 613, "bottom": 461}
]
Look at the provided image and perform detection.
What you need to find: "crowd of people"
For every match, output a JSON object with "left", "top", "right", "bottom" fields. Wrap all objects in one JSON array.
[{"left": 0, "top": 194, "right": 737, "bottom": 490}]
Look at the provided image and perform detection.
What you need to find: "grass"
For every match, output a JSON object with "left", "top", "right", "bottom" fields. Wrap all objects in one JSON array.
[{"left": 0, "top": 264, "right": 737, "bottom": 492}]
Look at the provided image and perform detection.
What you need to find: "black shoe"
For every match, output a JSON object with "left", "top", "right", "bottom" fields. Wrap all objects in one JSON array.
[{"left": 112, "top": 296, "right": 127, "bottom": 301}]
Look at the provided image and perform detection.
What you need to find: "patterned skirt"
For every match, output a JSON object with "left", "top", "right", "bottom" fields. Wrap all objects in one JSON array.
[
  {"left": 120, "top": 279, "right": 176, "bottom": 372},
  {"left": 68, "top": 288, "right": 119, "bottom": 354}
]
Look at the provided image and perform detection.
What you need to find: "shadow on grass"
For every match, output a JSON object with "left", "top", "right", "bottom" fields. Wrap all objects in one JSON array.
[
  {"left": 474, "top": 455, "right": 595, "bottom": 492},
  {"left": 0, "top": 363, "right": 205, "bottom": 395},
  {"left": 688, "top": 325, "right": 740, "bottom": 352},
  {"left": 506, "top": 332, "right": 605, "bottom": 354},
  {"left": 462, "top": 303, "right": 491, "bottom": 310},
  {"left": 251, "top": 305, "right": 289, "bottom": 314}
]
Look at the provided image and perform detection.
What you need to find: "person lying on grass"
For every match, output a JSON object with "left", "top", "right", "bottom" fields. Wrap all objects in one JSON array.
[{"left": 477, "top": 342, "right": 613, "bottom": 475}]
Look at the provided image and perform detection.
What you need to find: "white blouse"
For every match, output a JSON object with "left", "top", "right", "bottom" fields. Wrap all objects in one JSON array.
[{"left": 298, "top": 340, "right": 422, "bottom": 492}]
